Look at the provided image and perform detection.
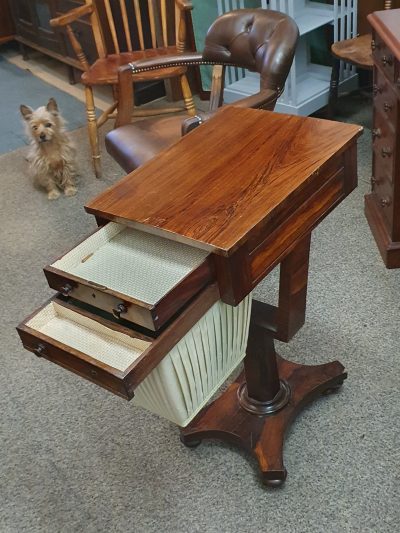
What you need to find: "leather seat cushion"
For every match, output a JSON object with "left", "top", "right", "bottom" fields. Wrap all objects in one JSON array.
[{"left": 105, "top": 116, "right": 185, "bottom": 173}]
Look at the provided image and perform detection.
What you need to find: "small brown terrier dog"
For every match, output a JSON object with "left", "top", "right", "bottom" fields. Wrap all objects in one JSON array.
[{"left": 20, "top": 98, "right": 77, "bottom": 200}]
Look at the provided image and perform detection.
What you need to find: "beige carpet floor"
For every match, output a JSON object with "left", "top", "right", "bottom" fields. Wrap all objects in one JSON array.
[{"left": 1, "top": 95, "right": 400, "bottom": 533}]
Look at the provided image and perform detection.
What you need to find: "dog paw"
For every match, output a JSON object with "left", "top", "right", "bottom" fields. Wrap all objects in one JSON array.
[
  {"left": 47, "top": 190, "right": 60, "bottom": 200},
  {"left": 64, "top": 186, "right": 77, "bottom": 197}
]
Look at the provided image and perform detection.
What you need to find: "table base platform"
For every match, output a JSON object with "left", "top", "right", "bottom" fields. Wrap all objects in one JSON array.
[{"left": 180, "top": 356, "right": 346, "bottom": 487}]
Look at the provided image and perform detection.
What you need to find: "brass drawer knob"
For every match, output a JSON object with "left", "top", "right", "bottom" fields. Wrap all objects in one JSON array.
[
  {"left": 371, "top": 176, "right": 380, "bottom": 189},
  {"left": 381, "top": 147, "right": 393, "bottom": 157},
  {"left": 372, "top": 128, "right": 382, "bottom": 139},
  {"left": 371, "top": 39, "right": 376, "bottom": 51},
  {"left": 60, "top": 283, "right": 73, "bottom": 297},
  {"left": 34, "top": 344, "right": 45, "bottom": 357},
  {"left": 384, "top": 102, "right": 393, "bottom": 112},
  {"left": 381, "top": 55, "right": 393, "bottom": 67},
  {"left": 380, "top": 197, "right": 391, "bottom": 208},
  {"left": 373, "top": 84, "right": 382, "bottom": 96},
  {"left": 112, "top": 303, "right": 127, "bottom": 319}
]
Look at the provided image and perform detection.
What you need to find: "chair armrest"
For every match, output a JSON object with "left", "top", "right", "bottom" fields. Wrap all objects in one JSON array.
[
  {"left": 126, "top": 52, "right": 204, "bottom": 74},
  {"left": 181, "top": 88, "right": 279, "bottom": 135},
  {"left": 181, "top": 112, "right": 213, "bottom": 135},
  {"left": 227, "top": 89, "right": 280, "bottom": 111},
  {"left": 50, "top": 2, "right": 93, "bottom": 27},
  {"left": 175, "top": 0, "right": 193, "bottom": 10}
]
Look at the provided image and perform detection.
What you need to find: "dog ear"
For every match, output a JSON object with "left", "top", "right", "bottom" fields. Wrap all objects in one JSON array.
[
  {"left": 20, "top": 105, "right": 33, "bottom": 120},
  {"left": 46, "top": 98, "right": 58, "bottom": 114}
]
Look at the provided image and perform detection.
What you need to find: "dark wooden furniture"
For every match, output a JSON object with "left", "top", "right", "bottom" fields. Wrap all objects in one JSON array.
[
  {"left": 365, "top": 9, "right": 400, "bottom": 267},
  {"left": 49, "top": 0, "right": 196, "bottom": 178},
  {"left": 9, "top": 1, "right": 97, "bottom": 76},
  {"left": 0, "top": 0, "right": 14, "bottom": 44},
  {"left": 17, "top": 106, "right": 362, "bottom": 485},
  {"left": 328, "top": 1, "right": 393, "bottom": 117}
]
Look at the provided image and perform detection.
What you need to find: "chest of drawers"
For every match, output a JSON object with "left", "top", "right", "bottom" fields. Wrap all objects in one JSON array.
[{"left": 365, "top": 8, "right": 400, "bottom": 267}]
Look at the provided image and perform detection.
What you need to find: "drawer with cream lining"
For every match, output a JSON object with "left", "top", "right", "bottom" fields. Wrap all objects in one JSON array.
[
  {"left": 17, "top": 287, "right": 252, "bottom": 427},
  {"left": 44, "top": 222, "right": 213, "bottom": 331}
]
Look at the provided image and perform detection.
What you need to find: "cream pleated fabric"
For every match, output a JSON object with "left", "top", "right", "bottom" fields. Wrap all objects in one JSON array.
[{"left": 133, "top": 295, "right": 252, "bottom": 427}]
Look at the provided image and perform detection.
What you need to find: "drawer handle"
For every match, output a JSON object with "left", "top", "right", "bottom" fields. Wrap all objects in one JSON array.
[
  {"left": 60, "top": 283, "right": 73, "bottom": 297},
  {"left": 380, "top": 197, "right": 391, "bottom": 208},
  {"left": 371, "top": 39, "right": 377, "bottom": 51},
  {"left": 373, "top": 84, "right": 382, "bottom": 96},
  {"left": 381, "top": 147, "right": 392, "bottom": 157},
  {"left": 381, "top": 55, "right": 393, "bottom": 67},
  {"left": 372, "top": 128, "right": 381, "bottom": 139},
  {"left": 34, "top": 344, "right": 46, "bottom": 357},
  {"left": 112, "top": 303, "right": 127, "bottom": 319},
  {"left": 384, "top": 102, "right": 393, "bottom": 112}
]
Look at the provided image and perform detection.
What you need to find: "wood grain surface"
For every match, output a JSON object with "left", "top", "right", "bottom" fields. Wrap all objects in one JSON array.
[{"left": 86, "top": 107, "right": 362, "bottom": 257}]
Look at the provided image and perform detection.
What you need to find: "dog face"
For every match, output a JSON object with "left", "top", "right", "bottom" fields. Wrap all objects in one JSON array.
[{"left": 20, "top": 98, "right": 60, "bottom": 144}]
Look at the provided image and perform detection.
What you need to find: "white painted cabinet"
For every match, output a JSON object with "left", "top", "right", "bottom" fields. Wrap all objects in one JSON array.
[{"left": 219, "top": 0, "right": 359, "bottom": 115}]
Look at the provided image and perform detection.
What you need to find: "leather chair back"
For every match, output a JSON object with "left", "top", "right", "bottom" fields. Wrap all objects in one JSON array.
[{"left": 203, "top": 9, "right": 299, "bottom": 93}]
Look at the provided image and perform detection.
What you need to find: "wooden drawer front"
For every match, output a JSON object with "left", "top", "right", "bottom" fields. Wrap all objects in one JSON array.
[
  {"left": 44, "top": 223, "right": 213, "bottom": 331},
  {"left": 17, "top": 284, "right": 254, "bottom": 427},
  {"left": 374, "top": 67, "right": 398, "bottom": 131},
  {"left": 250, "top": 168, "right": 346, "bottom": 287},
  {"left": 372, "top": 109, "right": 397, "bottom": 183},
  {"left": 372, "top": 31, "right": 396, "bottom": 82},
  {"left": 371, "top": 173, "right": 394, "bottom": 230}
]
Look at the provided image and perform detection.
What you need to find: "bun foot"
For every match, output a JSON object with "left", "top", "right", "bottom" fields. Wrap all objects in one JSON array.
[
  {"left": 263, "top": 469, "right": 287, "bottom": 488},
  {"left": 180, "top": 434, "right": 202, "bottom": 448}
]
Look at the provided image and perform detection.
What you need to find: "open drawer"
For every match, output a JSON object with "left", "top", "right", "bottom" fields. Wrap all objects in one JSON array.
[
  {"left": 17, "top": 286, "right": 252, "bottom": 427},
  {"left": 44, "top": 222, "right": 213, "bottom": 331}
]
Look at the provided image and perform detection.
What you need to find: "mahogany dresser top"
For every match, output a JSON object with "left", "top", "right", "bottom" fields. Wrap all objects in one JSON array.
[
  {"left": 368, "top": 8, "right": 400, "bottom": 61},
  {"left": 86, "top": 107, "right": 362, "bottom": 257}
]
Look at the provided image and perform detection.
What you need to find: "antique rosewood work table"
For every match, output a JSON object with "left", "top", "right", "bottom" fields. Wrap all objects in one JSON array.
[
  {"left": 83, "top": 107, "right": 362, "bottom": 485},
  {"left": 18, "top": 106, "right": 362, "bottom": 486}
]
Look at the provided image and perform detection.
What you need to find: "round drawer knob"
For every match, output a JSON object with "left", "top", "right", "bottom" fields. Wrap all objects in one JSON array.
[
  {"left": 372, "top": 128, "right": 382, "bottom": 139},
  {"left": 112, "top": 303, "right": 127, "bottom": 319},
  {"left": 34, "top": 344, "right": 45, "bottom": 357},
  {"left": 373, "top": 84, "right": 382, "bottom": 96},
  {"left": 380, "top": 197, "right": 391, "bottom": 208},
  {"left": 384, "top": 102, "right": 393, "bottom": 112},
  {"left": 371, "top": 176, "right": 380, "bottom": 188},
  {"left": 381, "top": 147, "right": 392, "bottom": 157},
  {"left": 371, "top": 40, "right": 376, "bottom": 51},
  {"left": 382, "top": 55, "right": 393, "bottom": 67},
  {"left": 60, "top": 283, "right": 73, "bottom": 297}
]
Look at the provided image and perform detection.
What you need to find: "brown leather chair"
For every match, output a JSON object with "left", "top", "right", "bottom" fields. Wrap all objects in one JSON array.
[{"left": 106, "top": 9, "right": 299, "bottom": 174}]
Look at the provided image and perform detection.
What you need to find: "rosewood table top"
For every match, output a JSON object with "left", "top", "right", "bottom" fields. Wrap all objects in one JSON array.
[{"left": 86, "top": 107, "right": 362, "bottom": 258}]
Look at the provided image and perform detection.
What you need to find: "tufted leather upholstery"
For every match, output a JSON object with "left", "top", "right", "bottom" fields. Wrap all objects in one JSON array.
[
  {"left": 202, "top": 9, "right": 298, "bottom": 92},
  {"left": 106, "top": 9, "right": 299, "bottom": 174}
]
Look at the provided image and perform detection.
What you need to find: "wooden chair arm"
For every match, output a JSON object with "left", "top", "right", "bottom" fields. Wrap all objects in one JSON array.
[
  {"left": 175, "top": 0, "right": 193, "bottom": 11},
  {"left": 50, "top": 2, "right": 93, "bottom": 27}
]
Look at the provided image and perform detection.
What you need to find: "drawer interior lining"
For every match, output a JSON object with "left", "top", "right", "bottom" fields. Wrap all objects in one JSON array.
[
  {"left": 27, "top": 302, "right": 151, "bottom": 372},
  {"left": 51, "top": 223, "right": 209, "bottom": 305}
]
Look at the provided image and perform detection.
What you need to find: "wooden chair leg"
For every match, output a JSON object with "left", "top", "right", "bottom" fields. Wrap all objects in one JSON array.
[
  {"left": 327, "top": 58, "right": 340, "bottom": 119},
  {"left": 180, "top": 74, "right": 196, "bottom": 117},
  {"left": 85, "top": 85, "right": 101, "bottom": 178}
]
